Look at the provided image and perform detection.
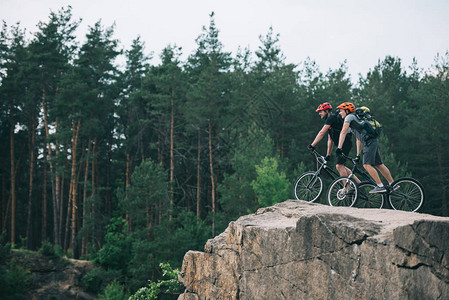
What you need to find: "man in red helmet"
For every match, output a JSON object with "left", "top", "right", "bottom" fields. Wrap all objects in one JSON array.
[
  {"left": 336, "top": 102, "right": 394, "bottom": 193},
  {"left": 308, "top": 102, "right": 355, "bottom": 178}
]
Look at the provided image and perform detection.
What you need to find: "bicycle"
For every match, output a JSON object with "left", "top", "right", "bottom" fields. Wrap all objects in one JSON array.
[
  {"left": 326, "top": 154, "right": 425, "bottom": 212},
  {"left": 293, "top": 149, "right": 340, "bottom": 202}
]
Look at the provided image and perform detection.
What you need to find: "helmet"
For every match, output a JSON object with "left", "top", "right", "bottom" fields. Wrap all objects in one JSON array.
[
  {"left": 337, "top": 102, "right": 355, "bottom": 113},
  {"left": 316, "top": 102, "right": 332, "bottom": 112},
  {"left": 359, "top": 106, "right": 370, "bottom": 113}
]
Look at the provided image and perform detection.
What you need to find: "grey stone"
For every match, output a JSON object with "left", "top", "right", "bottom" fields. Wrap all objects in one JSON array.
[{"left": 178, "top": 200, "right": 449, "bottom": 300}]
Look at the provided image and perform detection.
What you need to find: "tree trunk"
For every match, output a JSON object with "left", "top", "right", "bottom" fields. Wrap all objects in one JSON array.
[
  {"left": 26, "top": 116, "right": 36, "bottom": 249},
  {"left": 55, "top": 120, "right": 62, "bottom": 244},
  {"left": 42, "top": 86, "right": 60, "bottom": 245},
  {"left": 91, "top": 137, "right": 97, "bottom": 239},
  {"left": 81, "top": 137, "right": 91, "bottom": 256},
  {"left": 437, "top": 144, "right": 448, "bottom": 216},
  {"left": 208, "top": 119, "right": 216, "bottom": 237},
  {"left": 9, "top": 101, "right": 16, "bottom": 245},
  {"left": 70, "top": 119, "right": 81, "bottom": 256},
  {"left": 196, "top": 128, "right": 201, "bottom": 219},
  {"left": 169, "top": 86, "right": 175, "bottom": 221},
  {"left": 42, "top": 148, "right": 48, "bottom": 242},
  {"left": 125, "top": 152, "right": 131, "bottom": 230},
  {"left": 1, "top": 173, "right": 6, "bottom": 232},
  {"left": 105, "top": 133, "right": 112, "bottom": 217}
]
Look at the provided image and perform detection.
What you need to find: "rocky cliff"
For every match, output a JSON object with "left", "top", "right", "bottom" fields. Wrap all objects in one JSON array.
[
  {"left": 7, "top": 249, "right": 96, "bottom": 300},
  {"left": 178, "top": 200, "right": 449, "bottom": 300}
]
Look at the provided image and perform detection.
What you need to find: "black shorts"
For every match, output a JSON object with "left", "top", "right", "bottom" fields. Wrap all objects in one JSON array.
[{"left": 336, "top": 139, "right": 352, "bottom": 165}]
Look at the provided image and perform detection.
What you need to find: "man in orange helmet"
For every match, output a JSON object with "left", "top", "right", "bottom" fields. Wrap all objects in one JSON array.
[
  {"left": 308, "top": 102, "right": 354, "bottom": 178},
  {"left": 336, "top": 102, "right": 394, "bottom": 193}
]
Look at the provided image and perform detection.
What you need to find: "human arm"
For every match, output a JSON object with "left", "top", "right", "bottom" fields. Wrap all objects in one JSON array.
[
  {"left": 310, "top": 124, "right": 331, "bottom": 147},
  {"left": 327, "top": 134, "right": 333, "bottom": 157},
  {"left": 337, "top": 122, "right": 350, "bottom": 149},
  {"left": 356, "top": 139, "right": 362, "bottom": 156}
]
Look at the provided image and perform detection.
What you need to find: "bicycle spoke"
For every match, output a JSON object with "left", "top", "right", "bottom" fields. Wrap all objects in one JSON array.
[
  {"left": 327, "top": 177, "right": 357, "bottom": 207},
  {"left": 294, "top": 172, "right": 323, "bottom": 202},
  {"left": 356, "top": 182, "right": 383, "bottom": 209},
  {"left": 388, "top": 178, "right": 424, "bottom": 212}
]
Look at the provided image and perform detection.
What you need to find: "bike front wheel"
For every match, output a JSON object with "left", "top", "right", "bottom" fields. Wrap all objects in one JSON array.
[
  {"left": 293, "top": 171, "right": 323, "bottom": 202},
  {"left": 327, "top": 177, "right": 358, "bottom": 207},
  {"left": 388, "top": 178, "right": 424, "bottom": 212},
  {"left": 355, "top": 182, "right": 384, "bottom": 209}
]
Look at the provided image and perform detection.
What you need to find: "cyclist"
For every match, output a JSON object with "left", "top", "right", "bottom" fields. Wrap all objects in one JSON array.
[
  {"left": 335, "top": 102, "right": 394, "bottom": 193},
  {"left": 308, "top": 102, "right": 356, "bottom": 179}
]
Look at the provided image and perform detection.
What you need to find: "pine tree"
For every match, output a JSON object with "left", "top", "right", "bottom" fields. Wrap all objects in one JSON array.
[
  {"left": 144, "top": 45, "right": 185, "bottom": 220},
  {"left": 185, "top": 12, "right": 231, "bottom": 235}
]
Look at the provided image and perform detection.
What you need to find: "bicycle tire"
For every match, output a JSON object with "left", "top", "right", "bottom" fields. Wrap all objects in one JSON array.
[
  {"left": 327, "top": 177, "right": 358, "bottom": 207},
  {"left": 355, "top": 182, "right": 384, "bottom": 209},
  {"left": 388, "top": 177, "right": 424, "bottom": 212},
  {"left": 293, "top": 171, "right": 324, "bottom": 202}
]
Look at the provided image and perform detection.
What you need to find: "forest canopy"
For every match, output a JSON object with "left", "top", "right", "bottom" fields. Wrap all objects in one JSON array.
[{"left": 1, "top": 6, "right": 449, "bottom": 296}]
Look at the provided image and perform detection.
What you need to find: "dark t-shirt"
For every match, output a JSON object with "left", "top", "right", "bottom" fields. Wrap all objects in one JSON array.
[{"left": 325, "top": 113, "right": 351, "bottom": 144}]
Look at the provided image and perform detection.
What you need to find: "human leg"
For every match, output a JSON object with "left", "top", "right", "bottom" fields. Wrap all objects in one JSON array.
[
  {"left": 376, "top": 164, "right": 394, "bottom": 184},
  {"left": 363, "top": 164, "right": 382, "bottom": 185}
]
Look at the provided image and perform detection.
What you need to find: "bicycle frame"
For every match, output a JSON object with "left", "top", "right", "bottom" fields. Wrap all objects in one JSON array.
[
  {"left": 310, "top": 150, "right": 339, "bottom": 181},
  {"left": 343, "top": 155, "right": 376, "bottom": 185}
]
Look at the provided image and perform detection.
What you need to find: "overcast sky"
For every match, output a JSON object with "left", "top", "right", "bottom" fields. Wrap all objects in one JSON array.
[{"left": 2, "top": 0, "right": 449, "bottom": 81}]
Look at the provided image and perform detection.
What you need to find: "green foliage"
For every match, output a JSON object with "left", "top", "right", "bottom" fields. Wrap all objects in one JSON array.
[
  {"left": 218, "top": 127, "right": 275, "bottom": 219},
  {"left": 126, "top": 211, "right": 209, "bottom": 292},
  {"left": 96, "top": 217, "right": 131, "bottom": 270},
  {"left": 119, "top": 159, "right": 167, "bottom": 229},
  {"left": 129, "top": 263, "right": 184, "bottom": 300},
  {"left": 2, "top": 10, "right": 449, "bottom": 300},
  {"left": 38, "top": 241, "right": 63, "bottom": 258},
  {"left": 98, "top": 280, "right": 129, "bottom": 300},
  {"left": 0, "top": 232, "right": 12, "bottom": 262},
  {"left": 81, "top": 267, "right": 123, "bottom": 294},
  {"left": 252, "top": 156, "right": 290, "bottom": 207},
  {"left": 0, "top": 259, "right": 32, "bottom": 300}
]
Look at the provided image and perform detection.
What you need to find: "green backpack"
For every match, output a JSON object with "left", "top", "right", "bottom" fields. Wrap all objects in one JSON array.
[{"left": 354, "top": 106, "right": 382, "bottom": 139}]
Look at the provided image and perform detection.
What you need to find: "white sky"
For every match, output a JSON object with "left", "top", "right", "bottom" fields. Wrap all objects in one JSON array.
[{"left": 2, "top": 0, "right": 449, "bottom": 81}]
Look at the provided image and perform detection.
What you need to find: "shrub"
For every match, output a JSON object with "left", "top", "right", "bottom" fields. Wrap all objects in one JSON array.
[
  {"left": 82, "top": 267, "right": 122, "bottom": 294},
  {"left": 129, "top": 263, "right": 184, "bottom": 300},
  {"left": 251, "top": 156, "right": 290, "bottom": 207},
  {"left": 0, "top": 259, "right": 32, "bottom": 300},
  {"left": 38, "top": 241, "right": 62, "bottom": 258},
  {"left": 98, "top": 280, "right": 129, "bottom": 300}
]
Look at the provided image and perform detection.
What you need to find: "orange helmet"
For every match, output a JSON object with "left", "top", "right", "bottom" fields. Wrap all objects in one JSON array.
[
  {"left": 316, "top": 102, "right": 332, "bottom": 112},
  {"left": 337, "top": 102, "right": 355, "bottom": 113}
]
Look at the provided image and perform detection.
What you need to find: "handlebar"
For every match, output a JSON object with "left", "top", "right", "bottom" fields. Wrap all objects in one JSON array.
[
  {"left": 339, "top": 152, "right": 361, "bottom": 166},
  {"left": 309, "top": 149, "right": 327, "bottom": 165}
]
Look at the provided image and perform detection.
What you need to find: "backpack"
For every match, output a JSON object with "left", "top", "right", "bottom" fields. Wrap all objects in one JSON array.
[{"left": 354, "top": 106, "right": 382, "bottom": 139}]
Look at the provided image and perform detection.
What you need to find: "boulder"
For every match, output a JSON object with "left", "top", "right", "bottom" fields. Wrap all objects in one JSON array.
[{"left": 178, "top": 200, "right": 449, "bottom": 299}]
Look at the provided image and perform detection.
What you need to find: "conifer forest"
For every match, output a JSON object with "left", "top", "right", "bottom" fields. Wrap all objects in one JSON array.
[{"left": 1, "top": 6, "right": 449, "bottom": 296}]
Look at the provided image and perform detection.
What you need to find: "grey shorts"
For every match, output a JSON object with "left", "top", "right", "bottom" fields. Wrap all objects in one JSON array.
[{"left": 363, "top": 139, "right": 383, "bottom": 166}]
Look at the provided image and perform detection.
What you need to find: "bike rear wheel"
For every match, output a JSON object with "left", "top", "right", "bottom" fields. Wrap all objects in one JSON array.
[
  {"left": 327, "top": 177, "right": 358, "bottom": 207},
  {"left": 388, "top": 177, "right": 424, "bottom": 212},
  {"left": 355, "top": 182, "right": 384, "bottom": 209},
  {"left": 293, "top": 171, "right": 323, "bottom": 202}
]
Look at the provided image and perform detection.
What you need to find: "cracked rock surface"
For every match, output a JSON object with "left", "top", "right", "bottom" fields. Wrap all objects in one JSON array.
[{"left": 178, "top": 200, "right": 449, "bottom": 300}]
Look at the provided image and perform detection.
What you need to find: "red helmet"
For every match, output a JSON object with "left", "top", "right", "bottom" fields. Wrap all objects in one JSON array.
[
  {"left": 316, "top": 102, "right": 332, "bottom": 112},
  {"left": 337, "top": 102, "right": 355, "bottom": 113}
]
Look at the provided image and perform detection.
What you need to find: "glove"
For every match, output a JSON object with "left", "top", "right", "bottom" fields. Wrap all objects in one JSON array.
[
  {"left": 308, "top": 144, "right": 315, "bottom": 151},
  {"left": 335, "top": 148, "right": 343, "bottom": 156},
  {"left": 325, "top": 155, "right": 331, "bottom": 161},
  {"left": 354, "top": 155, "right": 361, "bottom": 164}
]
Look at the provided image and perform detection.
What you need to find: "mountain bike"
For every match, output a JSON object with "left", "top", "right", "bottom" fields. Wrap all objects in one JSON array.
[
  {"left": 293, "top": 149, "right": 340, "bottom": 202},
  {"left": 326, "top": 154, "right": 425, "bottom": 212},
  {"left": 326, "top": 155, "right": 382, "bottom": 208}
]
